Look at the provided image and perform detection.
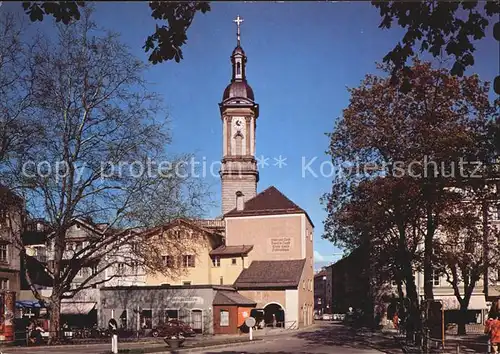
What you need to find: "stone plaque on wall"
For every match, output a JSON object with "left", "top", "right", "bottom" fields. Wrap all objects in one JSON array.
[
  {"left": 268, "top": 237, "right": 293, "bottom": 253},
  {"left": 171, "top": 296, "right": 204, "bottom": 305}
]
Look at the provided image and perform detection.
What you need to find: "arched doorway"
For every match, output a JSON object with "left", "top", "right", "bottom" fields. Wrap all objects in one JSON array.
[{"left": 264, "top": 303, "right": 285, "bottom": 328}]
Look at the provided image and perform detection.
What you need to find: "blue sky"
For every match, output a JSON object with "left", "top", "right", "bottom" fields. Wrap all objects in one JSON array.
[{"left": 4, "top": 2, "right": 498, "bottom": 269}]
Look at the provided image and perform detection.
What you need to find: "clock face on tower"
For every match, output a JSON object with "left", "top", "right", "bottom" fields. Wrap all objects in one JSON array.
[{"left": 233, "top": 118, "right": 244, "bottom": 129}]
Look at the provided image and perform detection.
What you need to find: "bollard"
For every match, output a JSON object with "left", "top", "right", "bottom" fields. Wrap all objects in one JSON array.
[
  {"left": 108, "top": 318, "right": 118, "bottom": 354},
  {"left": 111, "top": 333, "right": 118, "bottom": 354},
  {"left": 249, "top": 326, "right": 253, "bottom": 341},
  {"left": 456, "top": 343, "right": 460, "bottom": 354}
]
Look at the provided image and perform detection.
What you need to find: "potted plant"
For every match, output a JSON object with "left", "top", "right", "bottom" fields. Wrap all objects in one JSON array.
[{"left": 164, "top": 327, "right": 185, "bottom": 349}]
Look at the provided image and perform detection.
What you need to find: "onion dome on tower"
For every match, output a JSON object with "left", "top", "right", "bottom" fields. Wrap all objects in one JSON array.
[{"left": 220, "top": 15, "right": 258, "bottom": 115}]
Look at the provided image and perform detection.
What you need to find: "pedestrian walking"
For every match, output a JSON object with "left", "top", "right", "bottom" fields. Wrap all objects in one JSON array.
[
  {"left": 392, "top": 312, "right": 399, "bottom": 330},
  {"left": 485, "top": 314, "right": 500, "bottom": 353}
]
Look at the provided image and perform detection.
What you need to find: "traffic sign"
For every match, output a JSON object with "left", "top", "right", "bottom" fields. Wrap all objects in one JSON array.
[{"left": 245, "top": 316, "right": 256, "bottom": 328}]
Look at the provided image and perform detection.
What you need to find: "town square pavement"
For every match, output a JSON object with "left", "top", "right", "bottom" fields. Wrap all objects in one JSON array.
[
  {"left": 0, "top": 322, "right": 403, "bottom": 354},
  {"left": 204, "top": 322, "right": 403, "bottom": 354}
]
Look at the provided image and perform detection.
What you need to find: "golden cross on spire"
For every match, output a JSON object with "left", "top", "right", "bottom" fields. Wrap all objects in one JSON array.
[{"left": 233, "top": 15, "right": 244, "bottom": 46}]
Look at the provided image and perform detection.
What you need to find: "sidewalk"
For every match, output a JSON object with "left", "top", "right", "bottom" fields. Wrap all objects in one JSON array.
[
  {"left": 353, "top": 327, "right": 405, "bottom": 354},
  {"left": 390, "top": 330, "right": 489, "bottom": 354}
]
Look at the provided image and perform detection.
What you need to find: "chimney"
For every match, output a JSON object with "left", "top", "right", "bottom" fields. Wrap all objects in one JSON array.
[{"left": 236, "top": 191, "right": 244, "bottom": 211}]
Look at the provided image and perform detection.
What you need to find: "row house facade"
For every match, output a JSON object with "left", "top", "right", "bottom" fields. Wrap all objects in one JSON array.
[
  {"left": 20, "top": 218, "right": 147, "bottom": 325},
  {"left": 0, "top": 185, "right": 22, "bottom": 294},
  {"left": 313, "top": 269, "right": 328, "bottom": 316}
]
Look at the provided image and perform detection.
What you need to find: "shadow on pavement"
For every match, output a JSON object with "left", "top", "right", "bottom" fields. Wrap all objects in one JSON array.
[
  {"left": 291, "top": 323, "right": 402, "bottom": 353},
  {"left": 444, "top": 335, "right": 489, "bottom": 353},
  {"left": 204, "top": 322, "right": 403, "bottom": 354},
  {"left": 205, "top": 352, "right": 313, "bottom": 354}
]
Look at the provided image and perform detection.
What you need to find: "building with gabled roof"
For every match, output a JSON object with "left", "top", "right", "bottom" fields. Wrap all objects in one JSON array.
[
  {"left": 225, "top": 186, "right": 314, "bottom": 226},
  {"left": 0, "top": 184, "right": 22, "bottom": 294},
  {"left": 93, "top": 15, "right": 315, "bottom": 334},
  {"left": 221, "top": 184, "right": 314, "bottom": 330},
  {"left": 234, "top": 259, "right": 306, "bottom": 290}
]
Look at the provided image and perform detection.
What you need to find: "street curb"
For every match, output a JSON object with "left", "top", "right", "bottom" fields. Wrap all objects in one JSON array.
[
  {"left": 177, "top": 338, "right": 263, "bottom": 353},
  {"left": 2, "top": 325, "right": 318, "bottom": 353},
  {"left": 0, "top": 339, "right": 164, "bottom": 351},
  {"left": 128, "top": 338, "right": 264, "bottom": 354}
]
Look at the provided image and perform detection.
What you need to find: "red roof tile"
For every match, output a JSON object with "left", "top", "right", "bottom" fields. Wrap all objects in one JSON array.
[
  {"left": 233, "top": 259, "right": 306, "bottom": 289},
  {"left": 224, "top": 186, "right": 314, "bottom": 226},
  {"left": 210, "top": 245, "right": 254, "bottom": 257},
  {"left": 213, "top": 291, "right": 256, "bottom": 306}
]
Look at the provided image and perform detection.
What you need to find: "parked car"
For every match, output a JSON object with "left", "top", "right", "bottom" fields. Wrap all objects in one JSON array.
[
  {"left": 332, "top": 313, "right": 345, "bottom": 321},
  {"left": 321, "top": 313, "right": 333, "bottom": 321},
  {"left": 151, "top": 320, "right": 195, "bottom": 338}
]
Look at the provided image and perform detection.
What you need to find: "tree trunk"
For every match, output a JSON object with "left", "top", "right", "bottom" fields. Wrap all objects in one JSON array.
[
  {"left": 397, "top": 278, "right": 404, "bottom": 302},
  {"left": 48, "top": 298, "right": 61, "bottom": 344},
  {"left": 402, "top": 259, "right": 421, "bottom": 341},
  {"left": 457, "top": 305, "right": 468, "bottom": 335},
  {"left": 396, "top": 225, "right": 421, "bottom": 340}
]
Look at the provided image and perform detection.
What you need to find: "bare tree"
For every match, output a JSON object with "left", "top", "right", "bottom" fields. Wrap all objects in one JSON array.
[
  {"left": 4, "top": 8, "right": 208, "bottom": 341},
  {"left": 0, "top": 13, "right": 41, "bottom": 174}
]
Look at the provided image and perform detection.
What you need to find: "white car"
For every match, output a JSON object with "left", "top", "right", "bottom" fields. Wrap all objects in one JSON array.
[
  {"left": 332, "top": 314, "right": 345, "bottom": 321},
  {"left": 321, "top": 314, "right": 333, "bottom": 320}
]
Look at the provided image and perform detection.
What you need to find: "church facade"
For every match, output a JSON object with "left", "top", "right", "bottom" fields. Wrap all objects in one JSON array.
[
  {"left": 216, "top": 16, "right": 314, "bottom": 328},
  {"left": 100, "top": 16, "right": 314, "bottom": 332}
]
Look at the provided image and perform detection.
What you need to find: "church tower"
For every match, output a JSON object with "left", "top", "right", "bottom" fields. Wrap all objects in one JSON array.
[{"left": 219, "top": 16, "right": 259, "bottom": 215}]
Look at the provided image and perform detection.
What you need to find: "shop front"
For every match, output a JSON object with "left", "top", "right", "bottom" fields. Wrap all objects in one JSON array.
[
  {"left": 100, "top": 285, "right": 234, "bottom": 334},
  {"left": 212, "top": 290, "right": 256, "bottom": 335},
  {"left": 435, "top": 295, "right": 489, "bottom": 325}
]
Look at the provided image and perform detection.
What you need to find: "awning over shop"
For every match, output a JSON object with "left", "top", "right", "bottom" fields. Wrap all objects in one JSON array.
[
  {"left": 434, "top": 295, "right": 488, "bottom": 310},
  {"left": 61, "top": 302, "right": 96, "bottom": 315},
  {"left": 16, "top": 300, "right": 44, "bottom": 309}
]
